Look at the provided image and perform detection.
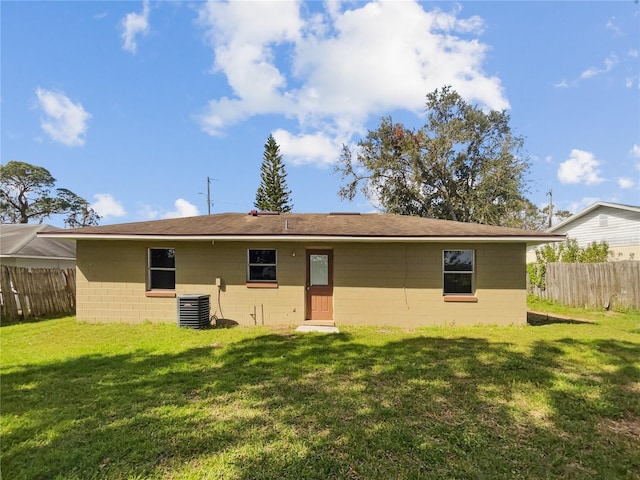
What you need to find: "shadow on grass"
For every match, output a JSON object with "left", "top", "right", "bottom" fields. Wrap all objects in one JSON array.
[
  {"left": 527, "top": 311, "right": 594, "bottom": 326},
  {"left": 2, "top": 332, "right": 639, "bottom": 479}
]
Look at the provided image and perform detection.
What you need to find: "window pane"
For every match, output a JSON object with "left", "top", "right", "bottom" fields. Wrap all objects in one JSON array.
[
  {"left": 249, "top": 265, "right": 277, "bottom": 281},
  {"left": 310, "top": 254, "right": 329, "bottom": 286},
  {"left": 444, "top": 273, "right": 472, "bottom": 294},
  {"left": 150, "top": 248, "right": 175, "bottom": 268},
  {"left": 150, "top": 270, "right": 175, "bottom": 289},
  {"left": 444, "top": 250, "right": 473, "bottom": 272},
  {"left": 249, "top": 249, "right": 276, "bottom": 265}
]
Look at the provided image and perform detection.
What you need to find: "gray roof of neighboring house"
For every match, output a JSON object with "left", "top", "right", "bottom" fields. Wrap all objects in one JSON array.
[
  {"left": 548, "top": 202, "right": 640, "bottom": 233},
  {"left": 1, "top": 224, "right": 76, "bottom": 259},
  {"left": 38, "top": 212, "right": 564, "bottom": 244}
]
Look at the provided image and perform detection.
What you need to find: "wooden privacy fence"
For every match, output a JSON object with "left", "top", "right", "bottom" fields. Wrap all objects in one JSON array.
[
  {"left": 529, "top": 261, "right": 639, "bottom": 309},
  {"left": 0, "top": 266, "right": 76, "bottom": 322}
]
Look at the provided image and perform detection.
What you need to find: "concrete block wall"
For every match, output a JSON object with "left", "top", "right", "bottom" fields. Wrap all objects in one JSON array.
[{"left": 76, "top": 240, "right": 527, "bottom": 326}]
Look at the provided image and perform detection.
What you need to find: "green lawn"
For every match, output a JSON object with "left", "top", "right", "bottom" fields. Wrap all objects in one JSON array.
[{"left": 1, "top": 305, "right": 639, "bottom": 479}]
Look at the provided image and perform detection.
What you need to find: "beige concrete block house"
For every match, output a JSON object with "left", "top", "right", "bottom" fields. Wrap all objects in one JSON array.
[{"left": 41, "top": 212, "right": 563, "bottom": 327}]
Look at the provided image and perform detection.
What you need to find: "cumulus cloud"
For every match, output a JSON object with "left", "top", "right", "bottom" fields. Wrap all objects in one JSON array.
[
  {"left": 557, "top": 149, "right": 605, "bottom": 185},
  {"left": 92, "top": 193, "right": 126, "bottom": 217},
  {"left": 35, "top": 88, "right": 91, "bottom": 147},
  {"left": 120, "top": 0, "right": 150, "bottom": 54},
  {"left": 617, "top": 177, "right": 635, "bottom": 189},
  {"left": 630, "top": 144, "right": 640, "bottom": 158},
  {"left": 162, "top": 199, "right": 199, "bottom": 219},
  {"left": 273, "top": 129, "right": 345, "bottom": 167},
  {"left": 197, "top": 0, "right": 508, "bottom": 166}
]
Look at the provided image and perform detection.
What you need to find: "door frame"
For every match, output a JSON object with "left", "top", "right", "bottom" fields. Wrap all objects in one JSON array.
[{"left": 305, "top": 249, "right": 334, "bottom": 320}]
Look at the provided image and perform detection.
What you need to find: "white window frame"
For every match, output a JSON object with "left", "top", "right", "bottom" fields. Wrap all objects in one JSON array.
[
  {"left": 247, "top": 249, "right": 277, "bottom": 283},
  {"left": 442, "top": 249, "right": 474, "bottom": 295},
  {"left": 148, "top": 247, "right": 176, "bottom": 290}
]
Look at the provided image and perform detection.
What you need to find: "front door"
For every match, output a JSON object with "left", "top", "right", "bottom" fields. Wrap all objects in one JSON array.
[{"left": 306, "top": 250, "right": 333, "bottom": 320}]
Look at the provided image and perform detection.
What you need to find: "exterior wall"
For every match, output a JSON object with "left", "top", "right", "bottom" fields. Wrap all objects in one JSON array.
[
  {"left": 76, "top": 240, "right": 527, "bottom": 327},
  {"left": 526, "top": 206, "right": 640, "bottom": 262},
  {"left": 553, "top": 206, "right": 640, "bottom": 260}
]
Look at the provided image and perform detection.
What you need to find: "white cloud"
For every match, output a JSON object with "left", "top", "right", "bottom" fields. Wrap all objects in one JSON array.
[
  {"left": 197, "top": 0, "right": 508, "bottom": 166},
  {"left": 579, "top": 53, "right": 618, "bottom": 80},
  {"left": 92, "top": 193, "right": 126, "bottom": 217},
  {"left": 120, "top": 0, "right": 150, "bottom": 54},
  {"left": 557, "top": 149, "right": 605, "bottom": 185},
  {"left": 630, "top": 144, "right": 640, "bottom": 158},
  {"left": 273, "top": 129, "right": 345, "bottom": 167},
  {"left": 136, "top": 203, "right": 159, "bottom": 220},
  {"left": 35, "top": 88, "right": 91, "bottom": 147},
  {"left": 617, "top": 177, "right": 635, "bottom": 189},
  {"left": 162, "top": 199, "right": 199, "bottom": 219},
  {"left": 605, "top": 17, "right": 622, "bottom": 36},
  {"left": 555, "top": 53, "right": 619, "bottom": 88}
]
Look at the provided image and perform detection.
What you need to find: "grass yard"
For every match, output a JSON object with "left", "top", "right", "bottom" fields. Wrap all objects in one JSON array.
[{"left": 1, "top": 304, "right": 639, "bottom": 479}]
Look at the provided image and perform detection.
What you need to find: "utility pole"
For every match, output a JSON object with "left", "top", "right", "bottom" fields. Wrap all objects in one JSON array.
[
  {"left": 206, "top": 176, "right": 211, "bottom": 215},
  {"left": 199, "top": 177, "right": 215, "bottom": 215},
  {"left": 547, "top": 189, "right": 553, "bottom": 228}
]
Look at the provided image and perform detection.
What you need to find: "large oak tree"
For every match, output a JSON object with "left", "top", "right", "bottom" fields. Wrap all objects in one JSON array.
[
  {"left": 336, "top": 86, "right": 532, "bottom": 227},
  {"left": 0, "top": 161, "right": 100, "bottom": 227}
]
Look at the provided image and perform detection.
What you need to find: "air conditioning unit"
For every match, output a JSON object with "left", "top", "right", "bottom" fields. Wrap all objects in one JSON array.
[{"left": 177, "top": 294, "right": 211, "bottom": 329}]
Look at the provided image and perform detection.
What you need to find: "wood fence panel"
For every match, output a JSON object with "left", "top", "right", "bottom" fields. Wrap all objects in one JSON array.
[
  {"left": 0, "top": 266, "right": 76, "bottom": 322},
  {"left": 530, "top": 261, "right": 639, "bottom": 309}
]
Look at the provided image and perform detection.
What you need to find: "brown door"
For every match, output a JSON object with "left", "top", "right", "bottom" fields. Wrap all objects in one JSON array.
[{"left": 306, "top": 250, "right": 333, "bottom": 320}]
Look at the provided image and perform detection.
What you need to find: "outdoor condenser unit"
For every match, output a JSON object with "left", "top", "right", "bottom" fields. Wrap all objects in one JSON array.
[{"left": 177, "top": 294, "right": 211, "bottom": 329}]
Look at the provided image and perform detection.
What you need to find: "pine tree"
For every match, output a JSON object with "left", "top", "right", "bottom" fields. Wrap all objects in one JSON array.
[{"left": 254, "top": 135, "right": 293, "bottom": 212}]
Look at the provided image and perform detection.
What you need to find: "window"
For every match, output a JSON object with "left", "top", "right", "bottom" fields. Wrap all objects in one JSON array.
[
  {"left": 443, "top": 250, "right": 474, "bottom": 295},
  {"left": 248, "top": 249, "right": 277, "bottom": 282},
  {"left": 148, "top": 248, "right": 175, "bottom": 290}
]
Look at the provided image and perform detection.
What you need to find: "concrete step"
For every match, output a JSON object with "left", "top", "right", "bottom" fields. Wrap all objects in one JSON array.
[
  {"left": 295, "top": 325, "right": 340, "bottom": 334},
  {"left": 303, "top": 320, "right": 336, "bottom": 327}
]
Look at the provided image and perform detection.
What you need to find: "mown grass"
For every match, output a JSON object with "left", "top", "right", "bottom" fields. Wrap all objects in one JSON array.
[{"left": 1, "top": 305, "right": 639, "bottom": 479}]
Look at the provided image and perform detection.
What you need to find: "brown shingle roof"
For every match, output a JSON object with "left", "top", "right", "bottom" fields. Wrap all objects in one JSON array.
[{"left": 38, "top": 212, "right": 564, "bottom": 242}]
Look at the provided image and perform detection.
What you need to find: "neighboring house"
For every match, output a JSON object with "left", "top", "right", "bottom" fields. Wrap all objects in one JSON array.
[
  {"left": 0, "top": 224, "right": 76, "bottom": 269},
  {"left": 40, "top": 212, "right": 563, "bottom": 327},
  {"left": 527, "top": 202, "right": 640, "bottom": 262}
]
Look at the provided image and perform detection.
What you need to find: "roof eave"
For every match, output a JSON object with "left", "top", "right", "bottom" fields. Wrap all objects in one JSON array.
[{"left": 38, "top": 233, "right": 566, "bottom": 243}]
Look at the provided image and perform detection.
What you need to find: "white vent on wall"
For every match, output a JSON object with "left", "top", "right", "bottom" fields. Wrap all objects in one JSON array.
[{"left": 599, "top": 214, "right": 608, "bottom": 227}]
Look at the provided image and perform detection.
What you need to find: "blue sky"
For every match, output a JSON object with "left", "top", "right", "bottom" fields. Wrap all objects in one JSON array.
[{"left": 2, "top": 1, "right": 639, "bottom": 227}]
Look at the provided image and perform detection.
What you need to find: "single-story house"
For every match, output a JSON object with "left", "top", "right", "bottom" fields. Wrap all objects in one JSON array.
[
  {"left": 40, "top": 212, "right": 563, "bottom": 327},
  {"left": 1, "top": 224, "right": 76, "bottom": 269},
  {"left": 526, "top": 202, "right": 640, "bottom": 262}
]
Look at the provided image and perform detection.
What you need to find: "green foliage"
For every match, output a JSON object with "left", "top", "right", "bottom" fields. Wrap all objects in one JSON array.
[
  {"left": 254, "top": 135, "right": 293, "bottom": 213},
  {"left": 336, "top": 86, "right": 530, "bottom": 226},
  {"left": 529, "top": 238, "right": 611, "bottom": 289},
  {"left": 0, "top": 161, "right": 100, "bottom": 226}
]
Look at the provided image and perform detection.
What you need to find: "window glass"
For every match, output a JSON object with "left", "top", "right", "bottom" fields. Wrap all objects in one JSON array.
[
  {"left": 248, "top": 249, "right": 277, "bottom": 282},
  {"left": 310, "top": 254, "right": 329, "bottom": 286},
  {"left": 150, "top": 270, "right": 176, "bottom": 290},
  {"left": 148, "top": 248, "right": 176, "bottom": 290},
  {"left": 443, "top": 250, "right": 473, "bottom": 271},
  {"left": 443, "top": 250, "right": 474, "bottom": 294},
  {"left": 249, "top": 249, "right": 276, "bottom": 265},
  {"left": 150, "top": 248, "right": 175, "bottom": 268}
]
